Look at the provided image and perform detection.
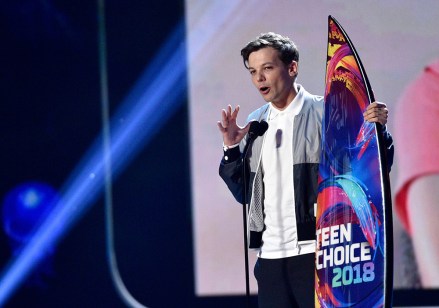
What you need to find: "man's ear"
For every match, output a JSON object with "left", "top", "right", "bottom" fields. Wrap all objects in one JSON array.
[{"left": 289, "top": 61, "right": 298, "bottom": 77}]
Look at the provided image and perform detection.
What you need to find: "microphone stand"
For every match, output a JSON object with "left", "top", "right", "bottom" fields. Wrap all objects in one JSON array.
[
  {"left": 240, "top": 120, "right": 267, "bottom": 308},
  {"left": 241, "top": 132, "right": 256, "bottom": 308}
]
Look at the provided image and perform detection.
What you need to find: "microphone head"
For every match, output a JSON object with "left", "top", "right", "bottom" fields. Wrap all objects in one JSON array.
[
  {"left": 257, "top": 120, "right": 268, "bottom": 136},
  {"left": 248, "top": 120, "right": 269, "bottom": 139},
  {"left": 248, "top": 121, "right": 260, "bottom": 135}
]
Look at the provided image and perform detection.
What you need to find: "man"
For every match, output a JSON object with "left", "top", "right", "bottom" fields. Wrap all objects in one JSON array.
[{"left": 217, "top": 32, "right": 392, "bottom": 307}]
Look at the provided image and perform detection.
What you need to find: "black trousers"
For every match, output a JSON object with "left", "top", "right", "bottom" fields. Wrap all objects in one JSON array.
[{"left": 254, "top": 253, "right": 315, "bottom": 308}]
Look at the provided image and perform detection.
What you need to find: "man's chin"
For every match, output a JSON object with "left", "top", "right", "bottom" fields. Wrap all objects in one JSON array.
[{"left": 260, "top": 95, "right": 271, "bottom": 102}]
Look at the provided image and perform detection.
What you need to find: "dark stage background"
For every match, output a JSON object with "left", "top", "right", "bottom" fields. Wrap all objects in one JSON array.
[
  {"left": 0, "top": 1, "right": 438, "bottom": 307},
  {"left": 0, "top": 1, "right": 224, "bottom": 307}
]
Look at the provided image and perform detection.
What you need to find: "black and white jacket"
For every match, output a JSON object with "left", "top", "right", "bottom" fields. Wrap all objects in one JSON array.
[
  {"left": 219, "top": 85, "right": 394, "bottom": 249},
  {"left": 219, "top": 86, "right": 324, "bottom": 249}
]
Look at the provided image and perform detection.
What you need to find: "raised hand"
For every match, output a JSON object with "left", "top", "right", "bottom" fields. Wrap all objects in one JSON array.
[
  {"left": 217, "top": 105, "right": 251, "bottom": 146},
  {"left": 363, "top": 102, "right": 389, "bottom": 126}
]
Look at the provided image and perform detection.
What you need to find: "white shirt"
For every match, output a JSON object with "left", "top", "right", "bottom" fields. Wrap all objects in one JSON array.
[{"left": 259, "top": 88, "right": 315, "bottom": 258}]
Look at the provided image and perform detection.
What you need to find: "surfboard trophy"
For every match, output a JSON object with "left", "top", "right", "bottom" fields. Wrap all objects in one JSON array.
[{"left": 315, "top": 16, "right": 393, "bottom": 308}]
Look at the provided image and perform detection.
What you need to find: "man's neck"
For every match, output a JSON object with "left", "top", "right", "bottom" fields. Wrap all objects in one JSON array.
[{"left": 271, "top": 83, "right": 299, "bottom": 111}]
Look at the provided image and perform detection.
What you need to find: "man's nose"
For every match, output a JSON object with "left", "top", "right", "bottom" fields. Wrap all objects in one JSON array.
[{"left": 256, "top": 72, "right": 265, "bottom": 81}]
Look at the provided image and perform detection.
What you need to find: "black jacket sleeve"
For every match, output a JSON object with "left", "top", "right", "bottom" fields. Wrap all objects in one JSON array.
[
  {"left": 381, "top": 125, "right": 394, "bottom": 172},
  {"left": 218, "top": 146, "right": 247, "bottom": 204}
]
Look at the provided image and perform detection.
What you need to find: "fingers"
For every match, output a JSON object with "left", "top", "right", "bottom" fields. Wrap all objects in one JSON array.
[
  {"left": 371, "top": 101, "right": 386, "bottom": 108},
  {"left": 218, "top": 105, "right": 246, "bottom": 146},
  {"left": 217, "top": 121, "right": 226, "bottom": 133},
  {"left": 220, "top": 109, "right": 228, "bottom": 127},
  {"left": 220, "top": 105, "right": 240, "bottom": 128},
  {"left": 363, "top": 101, "right": 389, "bottom": 125},
  {"left": 231, "top": 105, "right": 240, "bottom": 120},
  {"left": 227, "top": 105, "right": 240, "bottom": 122}
]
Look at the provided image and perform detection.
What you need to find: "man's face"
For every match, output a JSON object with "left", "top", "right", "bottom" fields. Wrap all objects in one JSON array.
[{"left": 247, "top": 47, "right": 297, "bottom": 108}]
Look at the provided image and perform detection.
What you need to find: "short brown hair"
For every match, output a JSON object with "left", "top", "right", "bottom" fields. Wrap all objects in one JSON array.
[{"left": 240, "top": 32, "right": 299, "bottom": 69}]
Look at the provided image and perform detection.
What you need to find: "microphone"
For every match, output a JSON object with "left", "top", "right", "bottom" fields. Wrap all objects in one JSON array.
[{"left": 248, "top": 120, "right": 269, "bottom": 141}]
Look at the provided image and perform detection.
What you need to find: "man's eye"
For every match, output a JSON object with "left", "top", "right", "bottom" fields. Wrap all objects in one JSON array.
[
  {"left": 249, "top": 70, "right": 256, "bottom": 75},
  {"left": 264, "top": 66, "right": 272, "bottom": 70}
]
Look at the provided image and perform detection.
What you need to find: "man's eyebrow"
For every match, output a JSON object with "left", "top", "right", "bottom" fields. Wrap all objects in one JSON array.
[{"left": 247, "top": 62, "right": 274, "bottom": 70}]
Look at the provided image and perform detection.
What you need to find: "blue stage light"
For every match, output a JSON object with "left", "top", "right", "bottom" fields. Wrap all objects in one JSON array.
[
  {"left": 2, "top": 182, "right": 59, "bottom": 246},
  {"left": 2, "top": 182, "right": 59, "bottom": 287},
  {"left": 0, "top": 18, "right": 187, "bottom": 306}
]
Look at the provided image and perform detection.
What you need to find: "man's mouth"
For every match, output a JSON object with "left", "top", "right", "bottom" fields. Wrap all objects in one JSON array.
[{"left": 259, "top": 86, "right": 270, "bottom": 95}]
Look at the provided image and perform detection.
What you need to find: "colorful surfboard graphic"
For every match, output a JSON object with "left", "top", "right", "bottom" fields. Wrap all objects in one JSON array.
[{"left": 315, "top": 16, "right": 393, "bottom": 307}]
